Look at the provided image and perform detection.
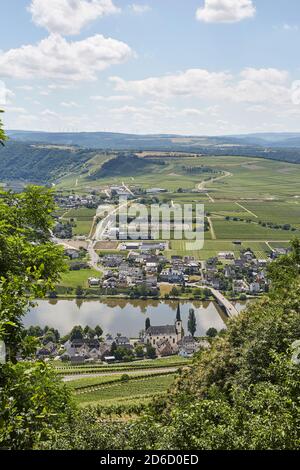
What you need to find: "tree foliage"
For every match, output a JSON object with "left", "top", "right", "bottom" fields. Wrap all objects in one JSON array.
[{"left": 0, "top": 111, "right": 7, "bottom": 146}]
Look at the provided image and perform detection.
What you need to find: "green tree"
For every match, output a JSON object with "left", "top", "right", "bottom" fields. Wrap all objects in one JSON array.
[
  {"left": 145, "top": 317, "right": 151, "bottom": 331},
  {"left": 94, "top": 325, "right": 103, "bottom": 338},
  {"left": 135, "top": 345, "right": 145, "bottom": 358},
  {"left": 188, "top": 308, "right": 197, "bottom": 337},
  {"left": 0, "top": 110, "right": 7, "bottom": 146},
  {"left": 83, "top": 326, "right": 95, "bottom": 339},
  {"left": 206, "top": 327, "right": 218, "bottom": 338},
  {"left": 0, "top": 186, "right": 66, "bottom": 362},
  {"left": 75, "top": 286, "right": 84, "bottom": 298},
  {"left": 170, "top": 287, "right": 179, "bottom": 298},
  {"left": 0, "top": 362, "right": 74, "bottom": 450},
  {"left": 69, "top": 326, "right": 84, "bottom": 342},
  {"left": 146, "top": 344, "right": 156, "bottom": 359}
]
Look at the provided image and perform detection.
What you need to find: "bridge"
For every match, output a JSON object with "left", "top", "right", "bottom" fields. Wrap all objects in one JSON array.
[{"left": 208, "top": 288, "right": 239, "bottom": 318}]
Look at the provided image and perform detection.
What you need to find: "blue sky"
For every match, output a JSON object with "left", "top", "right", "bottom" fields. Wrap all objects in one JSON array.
[{"left": 1, "top": 0, "right": 300, "bottom": 135}]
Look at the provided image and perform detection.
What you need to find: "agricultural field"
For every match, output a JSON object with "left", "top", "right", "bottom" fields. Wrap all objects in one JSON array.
[
  {"left": 212, "top": 219, "right": 294, "bottom": 240},
  {"left": 62, "top": 207, "right": 96, "bottom": 236},
  {"left": 57, "top": 153, "right": 300, "bottom": 261},
  {"left": 72, "top": 373, "right": 176, "bottom": 407}
]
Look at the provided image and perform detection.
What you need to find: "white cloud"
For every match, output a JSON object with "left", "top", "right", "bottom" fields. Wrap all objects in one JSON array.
[
  {"left": 240, "top": 67, "right": 289, "bottom": 83},
  {"left": 0, "top": 81, "right": 14, "bottom": 105},
  {"left": 130, "top": 4, "right": 152, "bottom": 14},
  {"left": 0, "top": 33, "right": 134, "bottom": 81},
  {"left": 110, "top": 67, "right": 292, "bottom": 105},
  {"left": 29, "top": 0, "right": 120, "bottom": 35},
  {"left": 111, "top": 69, "right": 233, "bottom": 99},
  {"left": 196, "top": 0, "right": 256, "bottom": 24},
  {"left": 61, "top": 101, "right": 80, "bottom": 108},
  {"left": 90, "top": 94, "right": 134, "bottom": 102}
]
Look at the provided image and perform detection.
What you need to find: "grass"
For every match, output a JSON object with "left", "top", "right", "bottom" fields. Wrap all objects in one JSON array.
[{"left": 59, "top": 268, "right": 101, "bottom": 289}]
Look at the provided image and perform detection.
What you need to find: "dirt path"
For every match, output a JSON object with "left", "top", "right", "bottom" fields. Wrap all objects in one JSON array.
[
  {"left": 208, "top": 216, "right": 216, "bottom": 240},
  {"left": 235, "top": 202, "right": 258, "bottom": 218},
  {"left": 197, "top": 171, "right": 232, "bottom": 192}
]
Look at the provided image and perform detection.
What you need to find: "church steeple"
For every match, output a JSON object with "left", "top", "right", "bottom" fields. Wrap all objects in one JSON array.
[{"left": 176, "top": 303, "right": 181, "bottom": 322}]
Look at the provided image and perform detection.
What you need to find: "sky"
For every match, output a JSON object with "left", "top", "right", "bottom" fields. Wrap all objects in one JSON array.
[{"left": 1, "top": 0, "right": 300, "bottom": 135}]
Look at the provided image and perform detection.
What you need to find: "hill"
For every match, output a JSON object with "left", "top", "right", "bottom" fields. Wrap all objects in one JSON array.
[
  {"left": 91, "top": 153, "right": 165, "bottom": 178},
  {"left": 5, "top": 130, "right": 300, "bottom": 165},
  {"left": 0, "top": 141, "right": 96, "bottom": 183}
]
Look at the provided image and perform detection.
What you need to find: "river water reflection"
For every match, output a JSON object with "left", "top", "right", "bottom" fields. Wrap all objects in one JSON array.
[{"left": 25, "top": 299, "right": 248, "bottom": 338}]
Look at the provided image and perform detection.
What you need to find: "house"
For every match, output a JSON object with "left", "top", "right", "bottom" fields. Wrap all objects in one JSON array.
[
  {"left": 156, "top": 339, "right": 174, "bottom": 357},
  {"left": 178, "top": 336, "right": 200, "bottom": 357},
  {"left": 145, "top": 319, "right": 183, "bottom": 354},
  {"left": 115, "top": 336, "right": 130, "bottom": 346},
  {"left": 233, "top": 279, "right": 249, "bottom": 294},
  {"left": 218, "top": 252, "right": 235, "bottom": 260},
  {"left": 65, "top": 249, "right": 80, "bottom": 260},
  {"left": 242, "top": 251, "right": 254, "bottom": 262},
  {"left": 160, "top": 268, "right": 184, "bottom": 284},
  {"left": 88, "top": 277, "right": 101, "bottom": 287},
  {"left": 249, "top": 282, "right": 261, "bottom": 294}
]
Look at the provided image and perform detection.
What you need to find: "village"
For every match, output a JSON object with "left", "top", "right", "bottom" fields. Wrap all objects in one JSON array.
[
  {"left": 27, "top": 304, "right": 209, "bottom": 365},
  {"left": 64, "top": 242, "right": 285, "bottom": 300},
  {"left": 51, "top": 187, "right": 291, "bottom": 302}
]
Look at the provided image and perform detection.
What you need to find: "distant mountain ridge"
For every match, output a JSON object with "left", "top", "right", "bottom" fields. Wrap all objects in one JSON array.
[{"left": 7, "top": 129, "right": 300, "bottom": 149}]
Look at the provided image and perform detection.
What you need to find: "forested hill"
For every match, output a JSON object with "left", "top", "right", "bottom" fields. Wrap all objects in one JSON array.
[
  {"left": 5, "top": 130, "right": 300, "bottom": 165},
  {"left": 0, "top": 141, "right": 96, "bottom": 183}
]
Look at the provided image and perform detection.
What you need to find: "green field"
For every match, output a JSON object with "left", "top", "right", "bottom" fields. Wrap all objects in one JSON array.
[
  {"left": 60, "top": 268, "right": 101, "bottom": 289},
  {"left": 73, "top": 373, "right": 176, "bottom": 407},
  {"left": 212, "top": 219, "right": 294, "bottom": 240},
  {"left": 56, "top": 154, "right": 300, "bottom": 261},
  {"left": 62, "top": 207, "right": 96, "bottom": 236}
]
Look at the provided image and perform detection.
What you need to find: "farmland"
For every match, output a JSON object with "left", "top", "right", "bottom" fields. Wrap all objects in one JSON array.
[
  {"left": 56, "top": 153, "right": 300, "bottom": 263},
  {"left": 71, "top": 373, "right": 176, "bottom": 407}
]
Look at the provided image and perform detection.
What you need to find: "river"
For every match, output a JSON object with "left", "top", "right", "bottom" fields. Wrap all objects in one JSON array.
[{"left": 24, "top": 299, "right": 248, "bottom": 338}]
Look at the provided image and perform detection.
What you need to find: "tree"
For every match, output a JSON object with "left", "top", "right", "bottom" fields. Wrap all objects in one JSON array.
[
  {"left": 0, "top": 110, "right": 7, "bottom": 146},
  {"left": 145, "top": 317, "right": 151, "bottom": 331},
  {"left": 75, "top": 286, "right": 84, "bottom": 298},
  {"left": 0, "top": 185, "right": 66, "bottom": 362},
  {"left": 146, "top": 344, "right": 156, "bottom": 359},
  {"left": 188, "top": 308, "right": 197, "bottom": 337},
  {"left": 83, "top": 326, "right": 95, "bottom": 339},
  {"left": 69, "top": 326, "right": 84, "bottom": 342},
  {"left": 176, "top": 303, "right": 181, "bottom": 322},
  {"left": 110, "top": 341, "right": 117, "bottom": 355},
  {"left": 0, "top": 128, "right": 72, "bottom": 449},
  {"left": 135, "top": 345, "right": 145, "bottom": 358},
  {"left": 170, "top": 287, "right": 179, "bottom": 298},
  {"left": 95, "top": 325, "right": 103, "bottom": 338},
  {"left": 206, "top": 327, "right": 218, "bottom": 338},
  {"left": 0, "top": 362, "right": 74, "bottom": 450}
]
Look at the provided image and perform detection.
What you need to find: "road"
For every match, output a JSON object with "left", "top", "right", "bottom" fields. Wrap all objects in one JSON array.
[{"left": 87, "top": 199, "right": 135, "bottom": 272}]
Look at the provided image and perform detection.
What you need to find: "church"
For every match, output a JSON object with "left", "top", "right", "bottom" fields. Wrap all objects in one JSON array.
[{"left": 144, "top": 304, "right": 183, "bottom": 356}]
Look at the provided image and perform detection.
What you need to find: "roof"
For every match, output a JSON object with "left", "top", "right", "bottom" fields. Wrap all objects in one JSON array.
[{"left": 146, "top": 325, "right": 176, "bottom": 336}]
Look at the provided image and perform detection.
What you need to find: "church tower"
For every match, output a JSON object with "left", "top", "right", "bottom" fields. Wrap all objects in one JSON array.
[{"left": 175, "top": 303, "right": 183, "bottom": 342}]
